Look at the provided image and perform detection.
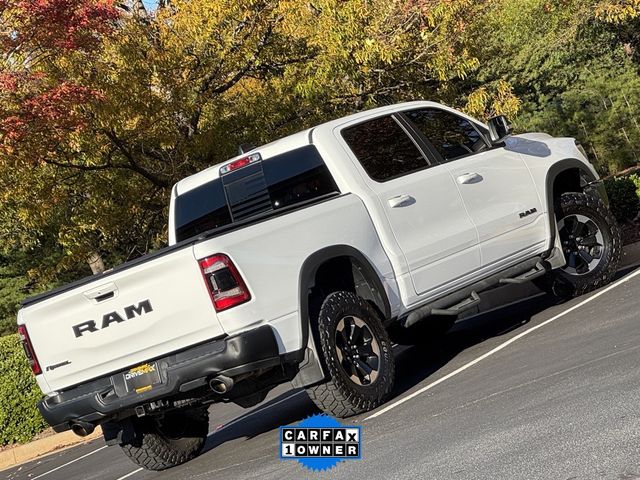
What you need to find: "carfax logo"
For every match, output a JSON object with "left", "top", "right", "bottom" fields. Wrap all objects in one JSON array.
[{"left": 279, "top": 414, "right": 362, "bottom": 472}]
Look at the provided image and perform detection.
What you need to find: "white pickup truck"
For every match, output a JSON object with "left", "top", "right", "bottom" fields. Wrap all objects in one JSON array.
[{"left": 17, "top": 101, "right": 620, "bottom": 470}]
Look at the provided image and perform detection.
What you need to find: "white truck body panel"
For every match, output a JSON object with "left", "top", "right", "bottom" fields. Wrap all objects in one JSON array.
[
  {"left": 443, "top": 146, "right": 547, "bottom": 267},
  {"left": 344, "top": 154, "right": 482, "bottom": 297},
  {"left": 19, "top": 246, "right": 225, "bottom": 393},
  {"left": 190, "top": 194, "right": 399, "bottom": 353}
]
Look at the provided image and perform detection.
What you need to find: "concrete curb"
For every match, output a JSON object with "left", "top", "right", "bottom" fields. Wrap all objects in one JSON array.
[{"left": 0, "top": 427, "right": 102, "bottom": 472}]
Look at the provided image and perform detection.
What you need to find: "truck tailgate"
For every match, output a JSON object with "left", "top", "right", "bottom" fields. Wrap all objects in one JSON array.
[{"left": 19, "top": 246, "right": 225, "bottom": 394}]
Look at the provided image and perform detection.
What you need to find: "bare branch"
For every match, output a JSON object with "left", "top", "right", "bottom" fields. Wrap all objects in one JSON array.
[{"left": 102, "top": 129, "right": 172, "bottom": 187}]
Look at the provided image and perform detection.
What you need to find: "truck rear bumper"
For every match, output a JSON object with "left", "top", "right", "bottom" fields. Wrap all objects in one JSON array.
[{"left": 39, "top": 325, "right": 282, "bottom": 433}]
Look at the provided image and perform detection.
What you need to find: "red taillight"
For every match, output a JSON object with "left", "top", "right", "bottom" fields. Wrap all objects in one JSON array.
[
  {"left": 18, "top": 325, "right": 42, "bottom": 375},
  {"left": 199, "top": 254, "right": 251, "bottom": 312}
]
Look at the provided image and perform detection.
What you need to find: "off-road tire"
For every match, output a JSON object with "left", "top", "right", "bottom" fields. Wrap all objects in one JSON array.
[
  {"left": 537, "top": 192, "right": 621, "bottom": 298},
  {"left": 120, "top": 407, "right": 209, "bottom": 471},
  {"left": 306, "top": 291, "right": 395, "bottom": 418},
  {"left": 388, "top": 316, "right": 456, "bottom": 346}
]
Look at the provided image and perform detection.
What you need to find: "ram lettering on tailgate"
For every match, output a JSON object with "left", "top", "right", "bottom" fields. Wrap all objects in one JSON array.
[{"left": 72, "top": 300, "right": 153, "bottom": 338}]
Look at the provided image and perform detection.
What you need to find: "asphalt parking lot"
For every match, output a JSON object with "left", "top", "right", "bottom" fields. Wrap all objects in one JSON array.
[{"left": 5, "top": 265, "right": 640, "bottom": 480}]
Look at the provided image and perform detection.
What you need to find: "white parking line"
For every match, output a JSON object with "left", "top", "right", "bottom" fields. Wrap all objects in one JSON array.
[
  {"left": 31, "top": 445, "right": 108, "bottom": 479},
  {"left": 365, "top": 266, "right": 640, "bottom": 420},
  {"left": 114, "top": 468, "right": 143, "bottom": 480}
]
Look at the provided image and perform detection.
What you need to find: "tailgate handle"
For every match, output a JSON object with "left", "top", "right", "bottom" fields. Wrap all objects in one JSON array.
[
  {"left": 94, "top": 291, "right": 115, "bottom": 302},
  {"left": 84, "top": 283, "right": 118, "bottom": 303}
]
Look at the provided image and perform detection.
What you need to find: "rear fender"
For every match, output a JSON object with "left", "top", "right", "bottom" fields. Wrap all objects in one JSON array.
[{"left": 291, "top": 245, "right": 392, "bottom": 388}]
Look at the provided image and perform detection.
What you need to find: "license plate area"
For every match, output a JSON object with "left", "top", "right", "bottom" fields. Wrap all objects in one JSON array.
[{"left": 123, "top": 362, "right": 162, "bottom": 394}]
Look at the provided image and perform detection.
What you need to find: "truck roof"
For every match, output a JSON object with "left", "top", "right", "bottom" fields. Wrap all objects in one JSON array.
[
  {"left": 174, "top": 100, "right": 442, "bottom": 196},
  {"left": 312, "top": 100, "right": 442, "bottom": 133}
]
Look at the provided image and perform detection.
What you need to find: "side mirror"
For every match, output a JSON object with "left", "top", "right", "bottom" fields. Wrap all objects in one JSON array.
[{"left": 487, "top": 115, "right": 513, "bottom": 144}]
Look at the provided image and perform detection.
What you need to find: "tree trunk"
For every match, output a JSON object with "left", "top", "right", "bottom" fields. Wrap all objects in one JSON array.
[
  {"left": 132, "top": 0, "right": 148, "bottom": 17},
  {"left": 87, "top": 251, "right": 106, "bottom": 275}
]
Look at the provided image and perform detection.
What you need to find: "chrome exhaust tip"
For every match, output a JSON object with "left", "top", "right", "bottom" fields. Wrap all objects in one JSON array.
[
  {"left": 209, "top": 375, "right": 234, "bottom": 395},
  {"left": 71, "top": 421, "right": 95, "bottom": 437}
]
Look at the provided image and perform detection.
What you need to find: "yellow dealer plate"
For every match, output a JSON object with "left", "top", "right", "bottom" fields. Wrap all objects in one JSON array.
[{"left": 123, "top": 362, "right": 161, "bottom": 394}]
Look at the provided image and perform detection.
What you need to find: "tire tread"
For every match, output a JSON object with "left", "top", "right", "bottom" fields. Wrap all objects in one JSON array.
[
  {"left": 120, "top": 409, "right": 208, "bottom": 471},
  {"left": 541, "top": 192, "right": 621, "bottom": 297},
  {"left": 306, "top": 291, "right": 395, "bottom": 418}
]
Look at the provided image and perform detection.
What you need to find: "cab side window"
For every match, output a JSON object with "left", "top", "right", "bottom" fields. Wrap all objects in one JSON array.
[
  {"left": 405, "top": 108, "right": 488, "bottom": 162},
  {"left": 342, "top": 115, "right": 428, "bottom": 182}
]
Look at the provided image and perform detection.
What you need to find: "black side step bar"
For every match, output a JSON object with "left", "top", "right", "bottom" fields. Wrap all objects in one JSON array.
[
  {"left": 401, "top": 256, "right": 549, "bottom": 329},
  {"left": 499, "top": 261, "right": 548, "bottom": 285},
  {"left": 431, "top": 291, "right": 481, "bottom": 316}
]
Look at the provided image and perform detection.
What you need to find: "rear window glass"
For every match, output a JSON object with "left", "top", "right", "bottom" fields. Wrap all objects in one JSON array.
[
  {"left": 263, "top": 145, "right": 339, "bottom": 209},
  {"left": 174, "top": 179, "right": 232, "bottom": 242},
  {"left": 174, "top": 145, "right": 339, "bottom": 242}
]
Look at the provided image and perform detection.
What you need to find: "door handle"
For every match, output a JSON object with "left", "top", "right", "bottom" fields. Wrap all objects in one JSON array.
[
  {"left": 388, "top": 194, "right": 415, "bottom": 208},
  {"left": 456, "top": 172, "right": 483, "bottom": 185}
]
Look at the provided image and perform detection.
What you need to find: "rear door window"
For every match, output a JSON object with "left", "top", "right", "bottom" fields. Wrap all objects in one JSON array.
[{"left": 341, "top": 115, "right": 428, "bottom": 182}]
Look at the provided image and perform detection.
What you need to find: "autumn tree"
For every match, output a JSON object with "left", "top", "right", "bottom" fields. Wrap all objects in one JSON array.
[
  {"left": 459, "top": 0, "right": 640, "bottom": 173},
  {"left": 2, "top": 0, "right": 638, "bottom": 330},
  {"left": 0, "top": 0, "right": 481, "bottom": 292}
]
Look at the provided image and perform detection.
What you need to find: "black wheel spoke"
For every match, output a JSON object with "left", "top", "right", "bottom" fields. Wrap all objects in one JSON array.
[
  {"left": 579, "top": 249, "right": 594, "bottom": 263},
  {"left": 576, "top": 261, "right": 590, "bottom": 274},
  {"left": 337, "top": 328, "right": 349, "bottom": 349},
  {"left": 584, "top": 220, "right": 599, "bottom": 235},
  {"left": 570, "top": 217, "right": 581, "bottom": 235},
  {"left": 350, "top": 324, "right": 363, "bottom": 345},
  {"left": 357, "top": 343, "right": 375, "bottom": 356},
  {"left": 344, "top": 355, "right": 359, "bottom": 376},
  {"left": 345, "top": 317, "right": 357, "bottom": 342},
  {"left": 362, "top": 327, "right": 373, "bottom": 344},
  {"left": 568, "top": 252, "right": 578, "bottom": 268},
  {"left": 362, "top": 354, "right": 379, "bottom": 371},
  {"left": 355, "top": 359, "right": 372, "bottom": 376},
  {"left": 579, "top": 234, "right": 600, "bottom": 247}
]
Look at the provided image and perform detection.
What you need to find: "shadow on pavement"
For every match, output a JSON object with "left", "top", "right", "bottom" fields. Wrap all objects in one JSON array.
[
  {"left": 389, "top": 262, "right": 639, "bottom": 401},
  {"left": 388, "top": 293, "right": 558, "bottom": 400},
  {"left": 200, "top": 289, "right": 573, "bottom": 455},
  {"left": 201, "top": 389, "right": 319, "bottom": 454}
]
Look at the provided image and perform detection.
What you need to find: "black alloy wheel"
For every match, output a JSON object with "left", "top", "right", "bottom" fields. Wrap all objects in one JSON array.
[
  {"left": 334, "top": 315, "right": 381, "bottom": 386},
  {"left": 558, "top": 213, "right": 605, "bottom": 276}
]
